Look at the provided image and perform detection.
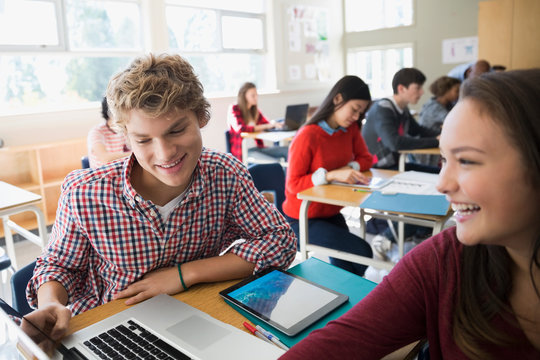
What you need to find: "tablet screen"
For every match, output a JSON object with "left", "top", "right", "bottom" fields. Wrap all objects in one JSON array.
[{"left": 220, "top": 269, "right": 348, "bottom": 336}]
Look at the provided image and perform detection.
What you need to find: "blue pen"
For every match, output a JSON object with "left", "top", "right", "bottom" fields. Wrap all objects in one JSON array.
[{"left": 255, "top": 325, "right": 289, "bottom": 351}]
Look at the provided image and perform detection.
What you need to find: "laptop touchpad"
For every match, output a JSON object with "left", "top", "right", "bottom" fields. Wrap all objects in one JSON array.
[{"left": 166, "top": 315, "right": 230, "bottom": 350}]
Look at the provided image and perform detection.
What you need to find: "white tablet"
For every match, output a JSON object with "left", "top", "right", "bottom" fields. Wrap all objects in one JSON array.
[
  {"left": 220, "top": 269, "right": 349, "bottom": 336},
  {"left": 331, "top": 176, "right": 391, "bottom": 189}
]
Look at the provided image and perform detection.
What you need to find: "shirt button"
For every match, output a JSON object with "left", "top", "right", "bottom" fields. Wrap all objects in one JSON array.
[
  {"left": 150, "top": 210, "right": 157, "bottom": 217},
  {"left": 136, "top": 196, "right": 142, "bottom": 202}
]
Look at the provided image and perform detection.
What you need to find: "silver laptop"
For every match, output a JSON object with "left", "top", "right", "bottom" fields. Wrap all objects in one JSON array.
[{"left": 0, "top": 294, "right": 284, "bottom": 360}]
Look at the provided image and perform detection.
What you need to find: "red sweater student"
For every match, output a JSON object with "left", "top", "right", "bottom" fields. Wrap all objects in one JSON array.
[
  {"left": 227, "top": 82, "right": 281, "bottom": 160},
  {"left": 282, "top": 76, "right": 374, "bottom": 276}
]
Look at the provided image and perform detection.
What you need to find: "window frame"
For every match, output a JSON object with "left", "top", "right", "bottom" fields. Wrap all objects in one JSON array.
[
  {"left": 0, "top": 0, "right": 142, "bottom": 54},
  {"left": 165, "top": 4, "right": 267, "bottom": 55}
]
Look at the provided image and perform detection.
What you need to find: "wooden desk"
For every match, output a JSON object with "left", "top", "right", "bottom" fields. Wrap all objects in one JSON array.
[
  {"left": 297, "top": 169, "right": 452, "bottom": 271},
  {"left": 0, "top": 181, "right": 47, "bottom": 269},
  {"left": 68, "top": 280, "right": 246, "bottom": 335},
  {"left": 398, "top": 148, "right": 440, "bottom": 172},
  {"left": 240, "top": 131, "right": 296, "bottom": 166}
]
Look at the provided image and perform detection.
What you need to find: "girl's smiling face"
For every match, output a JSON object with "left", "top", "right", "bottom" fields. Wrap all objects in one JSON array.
[{"left": 437, "top": 99, "right": 540, "bottom": 252}]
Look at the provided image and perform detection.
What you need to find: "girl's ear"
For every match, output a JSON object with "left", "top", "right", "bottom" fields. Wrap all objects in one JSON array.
[{"left": 333, "top": 93, "right": 343, "bottom": 105}]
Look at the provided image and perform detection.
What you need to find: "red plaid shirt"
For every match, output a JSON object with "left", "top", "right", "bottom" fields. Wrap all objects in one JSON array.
[
  {"left": 227, "top": 104, "right": 269, "bottom": 160},
  {"left": 28, "top": 149, "right": 296, "bottom": 315}
]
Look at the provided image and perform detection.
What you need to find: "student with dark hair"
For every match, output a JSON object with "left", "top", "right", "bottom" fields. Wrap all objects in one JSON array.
[
  {"left": 227, "top": 82, "right": 281, "bottom": 161},
  {"left": 420, "top": 76, "right": 461, "bottom": 131},
  {"left": 362, "top": 68, "right": 440, "bottom": 172},
  {"left": 282, "top": 75, "right": 374, "bottom": 276},
  {"left": 26, "top": 54, "right": 297, "bottom": 341},
  {"left": 87, "top": 96, "right": 131, "bottom": 168},
  {"left": 280, "top": 69, "right": 540, "bottom": 359}
]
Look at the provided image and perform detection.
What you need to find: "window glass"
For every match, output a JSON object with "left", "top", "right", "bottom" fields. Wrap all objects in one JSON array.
[
  {"left": 345, "top": 0, "right": 413, "bottom": 32},
  {"left": 348, "top": 46, "right": 413, "bottom": 98},
  {"left": 65, "top": 0, "right": 141, "bottom": 50},
  {"left": 222, "top": 16, "right": 263, "bottom": 50},
  {"left": 0, "top": 55, "right": 131, "bottom": 112},
  {"left": 167, "top": 0, "right": 264, "bottom": 14},
  {"left": 167, "top": 7, "right": 219, "bottom": 51},
  {"left": 185, "top": 53, "right": 267, "bottom": 95},
  {"left": 0, "top": 0, "right": 59, "bottom": 47}
]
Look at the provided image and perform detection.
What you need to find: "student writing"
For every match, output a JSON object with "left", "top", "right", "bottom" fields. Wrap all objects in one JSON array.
[{"left": 282, "top": 75, "right": 374, "bottom": 276}]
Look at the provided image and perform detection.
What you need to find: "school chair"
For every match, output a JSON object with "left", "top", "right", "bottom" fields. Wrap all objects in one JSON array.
[
  {"left": 225, "top": 130, "right": 232, "bottom": 154},
  {"left": 81, "top": 155, "right": 90, "bottom": 169},
  {"left": 247, "top": 163, "right": 286, "bottom": 214},
  {"left": 10, "top": 260, "right": 36, "bottom": 316}
]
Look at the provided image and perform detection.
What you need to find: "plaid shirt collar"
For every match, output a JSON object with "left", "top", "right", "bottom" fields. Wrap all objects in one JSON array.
[{"left": 121, "top": 151, "right": 209, "bottom": 209}]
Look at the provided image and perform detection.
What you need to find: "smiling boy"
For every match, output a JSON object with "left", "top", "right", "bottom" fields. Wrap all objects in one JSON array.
[{"left": 27, "top": 54, "right": 297, "bottom": 334}]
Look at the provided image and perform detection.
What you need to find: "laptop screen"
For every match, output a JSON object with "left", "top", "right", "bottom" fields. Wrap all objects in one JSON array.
[{"left": 284, "top": 104, "right": 309, "bottom": 130}]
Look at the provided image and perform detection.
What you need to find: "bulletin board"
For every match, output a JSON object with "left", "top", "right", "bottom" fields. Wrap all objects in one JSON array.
[{"left": 284, "top": 4, "right": 330, "bottom": 83}]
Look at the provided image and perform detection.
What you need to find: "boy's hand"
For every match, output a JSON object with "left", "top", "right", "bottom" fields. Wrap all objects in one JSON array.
[
  {"left": 114, "top": 267, "right": 183, "bottom": 305},
  {"left": 22, "top": 303, "right": 71, "bottom": 354}
]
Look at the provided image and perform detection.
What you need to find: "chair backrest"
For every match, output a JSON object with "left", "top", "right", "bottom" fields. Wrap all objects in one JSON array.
[
  {"left": 10, "top": 260, "right": 36, "bottom": 316},
  {"left": 247, "top": 163, "right": 286, "bottom": 214},
  {"left": 224, "top": 130, "right": 232, "bottom": 153},
  {"left": 81, "top": 155, "right": 90, "bottom": 169}
]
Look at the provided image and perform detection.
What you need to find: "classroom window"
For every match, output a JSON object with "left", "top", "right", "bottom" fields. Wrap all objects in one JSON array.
[
  {"left": 347, "top": 45, "right": 413, "bottom": 99},
  {"left": 0, "top": 0, "right": 141, "bottom": 114},
  {"left": 344, "top": 0, "right": 413, "bottom": 32},
  {"left": 165, "top": 0, "right": 268, "bottom": 95}
]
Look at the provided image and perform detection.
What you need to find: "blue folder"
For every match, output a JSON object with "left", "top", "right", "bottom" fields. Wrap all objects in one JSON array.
[
  {"left": 360, "top": 191, "right": 450, "bottom": 216},
  {"left": 224, "top": 257, "right": 377, "bottom": 348}
]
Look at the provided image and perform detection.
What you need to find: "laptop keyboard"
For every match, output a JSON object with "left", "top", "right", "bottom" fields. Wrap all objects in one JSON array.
[{"left": 82, "top": 319, "right": 192, "bottom": 360}]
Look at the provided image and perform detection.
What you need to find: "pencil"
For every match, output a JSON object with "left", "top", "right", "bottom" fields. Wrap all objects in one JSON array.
[{"left": 352, "top": 188, "right": 371, "bottom": 192}]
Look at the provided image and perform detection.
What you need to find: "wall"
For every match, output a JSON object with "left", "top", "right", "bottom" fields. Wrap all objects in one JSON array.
[
  {"left": 344, "top": 0, "right": 482, "bottom": 110},
  {"left": 0, "top": 0, "right": 343, "bottom": 151}
]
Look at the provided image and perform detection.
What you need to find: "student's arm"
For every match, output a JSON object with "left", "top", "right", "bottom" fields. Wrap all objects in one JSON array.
[
  {"left": 114, "top": 253, "right": 255, "bottom": 306},
  {"left": 90, "top": 143, "right": 131, "bottom": 164},
  {"left": 28, "top": 174, "right": 92, "bottom": 313},
  {"left": 279, "top": 235, "right": 448, "bottom": 360},
  {"left": 374, "top": 106, "right": 438, "bottom": 151},
  {"left": 408, "top": 116, "right": 441, "bottom": 138}
]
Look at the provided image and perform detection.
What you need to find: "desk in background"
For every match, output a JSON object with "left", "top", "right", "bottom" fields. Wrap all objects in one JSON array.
[
  {"left": 0, "top": 181, "right": 47, "bottom": 269},
  {"left": 241, "top": 131, "right": 296, "bottom": 166},
  {"left": 297, "top": 169, "right": 453, "bottom": 271},
  {"left": 398, "top": 147, "right": 440, "bottom": 172}
]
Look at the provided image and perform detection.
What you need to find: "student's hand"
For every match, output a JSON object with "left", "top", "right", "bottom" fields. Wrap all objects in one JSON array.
[
  {"left": 21, "top": 303, "right": 71, "bottom": 353},
  {"left": 271, "top": 120, "right": 283, "bottom": 129},
  {"left": 113, "top": 267, "right": 183, "bottom": 306},
  {"left": 327, "top": 168, "right": 369, "bottom": 185}
]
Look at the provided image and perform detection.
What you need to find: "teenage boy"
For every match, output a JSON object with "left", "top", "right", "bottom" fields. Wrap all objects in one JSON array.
[
  {"left": 27, "top": 54, "right": 297, "bottom": 339},
  {"left": 362, "top": 68, "right": 440, "bottom": 172}
]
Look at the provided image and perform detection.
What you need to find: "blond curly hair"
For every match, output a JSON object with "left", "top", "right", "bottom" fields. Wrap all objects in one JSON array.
[{"left": 106, "top": 53, "right": 211, "bottom": 133}]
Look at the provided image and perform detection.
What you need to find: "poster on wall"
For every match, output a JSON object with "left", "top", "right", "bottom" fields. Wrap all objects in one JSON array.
[
  {"left": 286, "top": 4, "right": 330, "bottom": 82},
  {"left": 442, "top": 36, "right": 478, "bottom": 64}
]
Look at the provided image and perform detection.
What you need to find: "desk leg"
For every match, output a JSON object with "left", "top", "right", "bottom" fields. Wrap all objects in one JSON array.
[
  {"left": 398, "top": 217, "right": 405, "bottom": 259},
  {"left": 399, "top": 153, "right": 406, "bottom": 172},
  {"left": 298, "top": 200, "right": 311, "bottom": 261},
  {"left": 242, "top": 138, "right": 249, "bottom": 166},
  {"left": 2, "top": 216, "right": 17, "bottom": 269}
]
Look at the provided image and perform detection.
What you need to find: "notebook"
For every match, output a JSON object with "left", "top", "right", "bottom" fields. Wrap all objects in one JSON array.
[
  {"left": 269, "top": 103, "right": 309, "bottom": 131},
  {"left": 0, "top": 294, "right": 284, "bottom": 360}
]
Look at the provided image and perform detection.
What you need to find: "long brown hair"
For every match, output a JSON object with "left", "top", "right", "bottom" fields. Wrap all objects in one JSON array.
[
  {"left": 237, "top": 82, "right": 259, "bottom": 124},
  {"left": 453, "top": 69, "right": 540, "bottom": 359}
]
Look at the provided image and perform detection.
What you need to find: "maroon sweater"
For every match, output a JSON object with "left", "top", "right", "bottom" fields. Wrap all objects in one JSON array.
[{"left": 280, "top": 227, "right": 540, "bottom": 359}]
